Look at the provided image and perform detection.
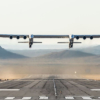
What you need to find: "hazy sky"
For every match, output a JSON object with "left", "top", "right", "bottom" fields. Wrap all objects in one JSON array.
[{"left": 0, "top": 0, "right": 100, "bottom": 49}]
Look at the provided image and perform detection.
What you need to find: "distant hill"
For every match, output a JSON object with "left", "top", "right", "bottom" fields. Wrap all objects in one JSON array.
[
  {"left": 38, "top": 50, "right": 95, "bottom": 59},
  {"left": 0, "top": 46, "right": 27, "bottom": 59},
  {"left": 78, "top": 45, "right": 100, "bottom": 55},
  {"left": 8, "top": 45, "right": 100, "bottom": 57},
  {"left": 8, "top": 49, "right": 63, "bottom": 57}
]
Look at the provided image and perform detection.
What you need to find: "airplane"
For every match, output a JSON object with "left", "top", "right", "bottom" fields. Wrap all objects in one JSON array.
[{"left": 0, "top": 34, "right": 100, "bottom": 48}]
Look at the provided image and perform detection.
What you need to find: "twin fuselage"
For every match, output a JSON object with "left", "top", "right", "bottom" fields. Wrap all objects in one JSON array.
[
  {"left": 69, "top": 35, "right": 74, "bottom": 48},
  {"left": 29, "top": 34, "right": 34, "bottom": 48},
  {"left": 69, "top": 38, "right": 74, "bottom": 48}
]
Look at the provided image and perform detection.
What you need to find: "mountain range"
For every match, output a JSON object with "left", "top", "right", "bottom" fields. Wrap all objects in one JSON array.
[
  {"left": 0, "top": 45, "right": 99, "bottom": 59},
  {"left": 37, "top": 50, "right": 95, "bottom": 59},
  {"left": 0, "top": 46, "right": 26, "bottom": 59}
]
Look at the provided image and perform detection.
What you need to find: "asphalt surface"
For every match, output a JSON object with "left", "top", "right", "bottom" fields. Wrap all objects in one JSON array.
[{"left": 0, "top": 75, "right": 100, "bottom": 100}]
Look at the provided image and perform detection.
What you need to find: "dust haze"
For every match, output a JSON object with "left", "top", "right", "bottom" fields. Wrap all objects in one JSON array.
[{"left": 0, "top": 56, "right": 100, "bottom": 80}]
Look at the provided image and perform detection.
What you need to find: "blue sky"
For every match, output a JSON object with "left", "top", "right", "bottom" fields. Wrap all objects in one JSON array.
[{"left": 0, "top": 0, "right": 100, "bottom": 49}]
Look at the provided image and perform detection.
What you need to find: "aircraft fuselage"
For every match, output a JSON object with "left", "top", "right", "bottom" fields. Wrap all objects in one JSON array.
[{"left": 69, "top": 38, "right": 74, "bottom": 48}]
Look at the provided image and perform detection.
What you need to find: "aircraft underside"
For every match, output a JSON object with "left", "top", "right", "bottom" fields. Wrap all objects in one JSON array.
[{"left": 0, "top": 34, "right": 99, "bottom": 48}]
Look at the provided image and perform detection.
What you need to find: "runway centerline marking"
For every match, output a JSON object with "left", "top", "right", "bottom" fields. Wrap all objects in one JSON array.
[
  {"left": 82, "top": 97, "right": 92, "bottom": 99},
  {"left": 53, "top": 79, "right": 57, "bottom": 97},
  {"left": 65, "top": 96, "right": 74, "bottom": 99},
  {"left": 5, "top": 97, "right": 15, "bottom": 99},
  {"left": 0, "top": 89, "right": 20, "bottom": 91},
  {"left": 22, "top": 97, "right": 31, "bottom": 99},
  {"left": 39, "top": 96, "right": 48, "bottom": 99}
]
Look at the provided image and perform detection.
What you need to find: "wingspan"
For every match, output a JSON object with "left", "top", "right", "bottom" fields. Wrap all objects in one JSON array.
[
  {"left": 1, "top": 34, "right": 100, "bottom": 39},
  {"left": 0, "top": 34, "right": 100, "bottom": 48}
]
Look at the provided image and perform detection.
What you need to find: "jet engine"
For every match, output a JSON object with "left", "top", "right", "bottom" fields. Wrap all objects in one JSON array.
[
  {"left": 90, "top": 36, "right": 93, "bottom": 40},
  {"left": 76, "top": 36, "right": 79, "bottom": 40},
  {"left": 83, "top": 36, "right": 86, "bottom": 40},
  {"left": 16, "top": 36, "right": 20, "bottom": 39},
  {"left": 10, "top": 36, "right": 13, "bottom": 39},
  {"left": 23, "top": 36, "right": 27, "bottom": 39}
]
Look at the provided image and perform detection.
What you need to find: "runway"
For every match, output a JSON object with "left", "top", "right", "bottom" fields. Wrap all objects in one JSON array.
[{"left": 0, "top": 75, "right": 100, "bottom": 100}]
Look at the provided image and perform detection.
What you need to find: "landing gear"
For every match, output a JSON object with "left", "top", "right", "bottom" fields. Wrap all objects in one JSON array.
[
  {"left": 69, "top": 38, "right": 74, "bottom": 48},
  {"left": 71, "top": 45, "right": 73, "bottom": 48},
  {"left": 69, "top": 44, "right": 73, "bottom": 48},
  {"left": 29, "top": 38, "right": 33, "bottom": 48},
  {"left": 29, "top": 45, "right": 31, "bottom": 48}
]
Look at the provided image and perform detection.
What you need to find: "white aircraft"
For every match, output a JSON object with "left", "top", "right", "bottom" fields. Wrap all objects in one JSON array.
[{"left": 0, "top": 34, "right": 100, "bottom": 48}]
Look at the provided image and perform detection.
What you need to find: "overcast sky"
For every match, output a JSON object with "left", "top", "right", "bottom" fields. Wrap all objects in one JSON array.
[{"left": 0, "top": 0, "right": 100, "bottom": 49}]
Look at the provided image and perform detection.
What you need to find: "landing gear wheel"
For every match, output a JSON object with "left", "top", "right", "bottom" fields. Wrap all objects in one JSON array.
[
  {"left": 71, "top": 45, "right": 73, "bottom": 48},
  {"left": 29, "top": 45, "right": 31, "bottom": 48}
]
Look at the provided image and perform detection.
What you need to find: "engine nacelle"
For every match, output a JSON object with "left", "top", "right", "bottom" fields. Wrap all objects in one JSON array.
[
  {"left": 10, "top": 36, "right": 13, "bottom": 39},
  {"left": 90, "top": 36, "right": 93, "bottom": 40},
  {"left": 23, "top": 36, "right": 27, "bottom": 39},
  {"left": 76, "top": 36, "right": 79, "bottom": 40},
  {"left": 16, "top": 36, "right": 20, "bottom": 39},
  {"left": 83, "top": 36, "right": 86, "bottom": 40}
]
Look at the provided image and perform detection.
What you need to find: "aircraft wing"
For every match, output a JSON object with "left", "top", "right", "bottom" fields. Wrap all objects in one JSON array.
[
  {"left": 0, "top": 34, "right": 29, "bottom": 38},
  {"left": 74, "top": 35, "right": 100, "bottom": 38},
  {"left": 34, "top": 35, "right": 69, "bottom": 38},
  {"left": 0, "top": 34, "right": 69, "bottom": 38},
  {"left": 1, "top": 34, "right": 100, "bottom": 38}
]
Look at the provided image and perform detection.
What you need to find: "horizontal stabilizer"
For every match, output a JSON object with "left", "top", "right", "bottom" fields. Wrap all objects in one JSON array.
[
  {"left": 58, "top": 42, "right": 69, "bottom": 43},
  {"left": 18, "top": 41, "right": 29, "bottom": 43},
  {"left": 58, "top": 42, "right": 81, "bottom": 43},
  {"left": 73, "top": 42, "right": 81, "bottom": 43},
  {"left": 33, "top": 42, "right": 42, "bottom": 43},
  {"left": 18, "top": 41, "right": 42, "bottom": 43}
]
